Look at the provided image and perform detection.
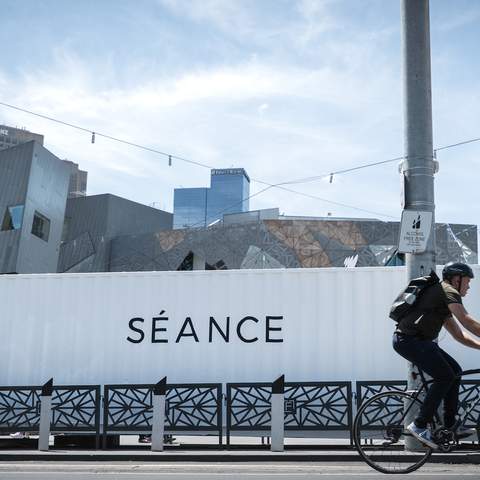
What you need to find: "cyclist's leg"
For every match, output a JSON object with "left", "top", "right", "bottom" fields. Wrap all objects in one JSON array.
[
  {"left": 437, "top": 348, "right": 462, "bottom": 428},
  {"left": 393, "top": 334, "right": 457, "bottom": 427}
]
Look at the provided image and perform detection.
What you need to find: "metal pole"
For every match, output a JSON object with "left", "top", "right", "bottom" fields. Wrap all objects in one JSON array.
[
  {"left": 401, "top": 0, "right": 437, "bottom": 450},
  {"left": 151, "top": 377, "right": 167, "bottom": 452},
  {"left": 271, "top": 375, "right": 285, "bottom": 452},
  {"left": 38, "top": 378, "right": 53, "bottom": 451}
]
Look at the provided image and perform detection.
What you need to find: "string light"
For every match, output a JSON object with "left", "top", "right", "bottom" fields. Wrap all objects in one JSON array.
[{"left": 1, "top": 100, "right": 479, "bottom": 220}]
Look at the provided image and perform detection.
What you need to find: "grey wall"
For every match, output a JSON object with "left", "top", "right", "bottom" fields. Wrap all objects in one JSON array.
[
  {"left": 104, "top": 195, "right": 173, "bottom": 237},
  {"left": 0, "top": 141, "right": 71, "bottom": 273},
  {"left": 58, "top": 194, "right": 173, "bottom": 272},
  {"left": 16, "top": 142, "right": 71, "bottom": 273},
  {"left": 0, "top": 143, "right": 33, "bottom": 272}
]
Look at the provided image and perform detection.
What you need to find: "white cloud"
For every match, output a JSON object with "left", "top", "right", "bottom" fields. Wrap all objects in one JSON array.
[
  {"left": 435, "top": 8, "right": 480, "bottom": 32},
  {"left": 0, "top": 0, "right": 478, "bottom": 229},
  {"left": 258, "top": 103, "right": 269, "bottom": 116},
  {"left": 0, "top": 47, "right": 404, "bottom": 218},
  {"left": 157, "top": 0, "right": 256, "bottom": 36}
]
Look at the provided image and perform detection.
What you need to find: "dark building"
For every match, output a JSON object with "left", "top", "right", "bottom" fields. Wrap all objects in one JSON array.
[
  {"left": 173, "top": 168, "right": 250, "bottom": 229},
  {"left": 0, "top": 141, "right": 71, "bottom": 273},
  {"left": 58, "top": 194, "right": 173, "bottom": 273}
]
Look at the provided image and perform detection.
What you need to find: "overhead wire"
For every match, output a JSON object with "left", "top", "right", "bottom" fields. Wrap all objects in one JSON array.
[
  {"left": 1, "top": 100, "right": 399, "bottom": 218},
  {"left": 1, "top": 100, "right": 480, "bottom": 221},
  {"left": 187, "top": 179, "right": 397, "bottom": 230},
  {"left": 0, "top": 101, "right": 215, "bottom": 170}
]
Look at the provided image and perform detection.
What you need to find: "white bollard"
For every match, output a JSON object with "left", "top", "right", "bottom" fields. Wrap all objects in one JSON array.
[
  {"left": 271, "top": 375, "right": 285, "bottom": 452},
  {"left": 38, "top": 378, "right": 53, "bottom": 451},
  {"left": 151, "top": 377, "right": 167, "bottom": 452}
]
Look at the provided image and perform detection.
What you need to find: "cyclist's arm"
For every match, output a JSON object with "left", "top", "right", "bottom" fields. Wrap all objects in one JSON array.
[
  {"left": 448, "top": 303, "right": 480, "bottom": 337},
  {"left": 444, "top": 317, "right": 480, "bottom": 349}
]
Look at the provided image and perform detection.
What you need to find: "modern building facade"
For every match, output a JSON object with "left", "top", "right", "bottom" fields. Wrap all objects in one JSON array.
[
  {"left": 58, "top": 194, "right": 173, "bottom": 273},
  {"left": 107, "top": 218, "right": 478, "bottom": 272},
  {"left": 1, "top": 124, "right": 88, "bottom": 198},
  {"left": 63, "top": 160, "right": 88, "bottom": 198},
  {"left": 0, "top": 141, "right": 71, "bottom": 273},
  {"left": 173, "top": 188, "right": 208, "bottom": 230},
  {"left": 173, "top": 168, "right": 250, "bottom": 229},
  {"left": 206, "top": 168, "right": 250, "bottom": 225},
  {"left": 0, "top": 124, "right": 44, "bottom": 151}
]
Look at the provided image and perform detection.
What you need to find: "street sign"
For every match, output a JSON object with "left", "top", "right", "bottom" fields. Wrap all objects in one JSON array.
[{"left": 398, "top": 210, "right": 433, "bottom": 253}]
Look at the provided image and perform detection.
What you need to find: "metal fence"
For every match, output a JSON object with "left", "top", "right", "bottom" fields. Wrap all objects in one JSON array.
[
  {"left": 103, "top": 383, "right": 223, "bottom": 444},
  {"left": 458, "top": 380, "right": 480, "bottom": 428},
  {"left": 226, "top": 381, "right": 353, "bottom": 445},
  {"left": 355, "top": 380, "right": 407, "bottom": 409},
  {"left": 355, "top": 379, "right": 480, "bottom": 431},
  {"left": 0, "top": 377, "right": 478, "bottom": 449},
  {"left": 0, "top": 385, "right": 101, "bottom": 443}
]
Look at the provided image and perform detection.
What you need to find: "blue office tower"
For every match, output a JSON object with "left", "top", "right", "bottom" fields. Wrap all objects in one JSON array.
[
  {"left": 206, "top": 169, "right": 250, "bottom": 225},
  {"left": 173, "top": 168, "right": 250, "bottom": 229},
  {"left": 173, "top": 187, "right": 208, "bottom": 229}
]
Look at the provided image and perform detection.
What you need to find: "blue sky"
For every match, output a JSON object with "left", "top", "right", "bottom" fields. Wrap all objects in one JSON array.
[{"left": 1, "top": 0, "right": 479, "bottom": 232}]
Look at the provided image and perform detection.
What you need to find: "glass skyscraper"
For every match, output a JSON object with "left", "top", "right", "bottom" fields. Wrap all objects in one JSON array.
[
  {"left": 173, "top": 168, "right": 250, "bottom": 229},
  {"left": 173, "top": 187, "right": 208, "bottom": 229}
]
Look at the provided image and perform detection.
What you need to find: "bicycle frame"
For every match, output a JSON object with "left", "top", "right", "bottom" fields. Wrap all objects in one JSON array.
[{"left": 407, "top": 367, "right": 480, "bottom": 431}]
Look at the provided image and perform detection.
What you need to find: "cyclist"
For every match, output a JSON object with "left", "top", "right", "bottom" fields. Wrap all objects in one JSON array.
[{"left": 393, "top": 262, "right": 480, "bottom": 449}]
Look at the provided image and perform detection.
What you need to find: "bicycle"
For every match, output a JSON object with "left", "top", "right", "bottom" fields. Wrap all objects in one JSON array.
[{"left": 352, "top": 367, "right": 480, "bottom": 474}]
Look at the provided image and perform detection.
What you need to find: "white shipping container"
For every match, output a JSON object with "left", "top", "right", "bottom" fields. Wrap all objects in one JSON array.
[{"left": 1, "top": 266, "right": 479, "bottom": 386}]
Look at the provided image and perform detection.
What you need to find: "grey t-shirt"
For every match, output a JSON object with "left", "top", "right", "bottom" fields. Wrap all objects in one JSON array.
[{"left": 397, "top": 281, "right": 462, "bottom": 340}]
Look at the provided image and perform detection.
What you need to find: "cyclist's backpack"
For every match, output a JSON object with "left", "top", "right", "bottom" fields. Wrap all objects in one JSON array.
[{"left": 389, "top": 270, "right": 440, "bottom": 323}]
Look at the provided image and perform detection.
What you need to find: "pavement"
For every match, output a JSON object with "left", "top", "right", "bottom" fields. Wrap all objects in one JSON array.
[
  {"left": 0, "top": 435, "right": 480, "bottom": 464},
  {"left": 2, "top": 463, "right": 480, "bottom": 480}
]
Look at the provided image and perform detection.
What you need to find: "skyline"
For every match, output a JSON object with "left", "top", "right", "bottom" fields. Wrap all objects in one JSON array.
[{"left": 1, "top": 0, "right": 479, "bottom": 229}]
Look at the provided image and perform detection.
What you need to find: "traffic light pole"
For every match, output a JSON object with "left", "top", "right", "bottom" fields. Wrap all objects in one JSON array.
[{"left": 400, "top": 0, "right": 437, "bottom": 450}]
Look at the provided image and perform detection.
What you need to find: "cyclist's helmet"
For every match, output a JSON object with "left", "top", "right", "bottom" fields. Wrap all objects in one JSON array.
[{"left": 442, "top": 262, "right": 474, "bottom": 281}]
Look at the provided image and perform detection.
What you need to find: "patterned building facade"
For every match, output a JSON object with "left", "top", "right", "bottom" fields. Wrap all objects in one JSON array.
[{"left": 105, "top": 219, "right": 477, "bottom": 272}]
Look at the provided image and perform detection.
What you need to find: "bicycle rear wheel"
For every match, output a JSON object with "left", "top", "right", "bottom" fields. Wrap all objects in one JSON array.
[{"left": 353, "top": 391, "right": 432, "bottom": 474}]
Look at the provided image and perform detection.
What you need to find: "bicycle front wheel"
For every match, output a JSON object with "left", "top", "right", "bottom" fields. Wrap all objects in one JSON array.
[{"left": 353, "top": 391, "right": 432, "bottom": 474}]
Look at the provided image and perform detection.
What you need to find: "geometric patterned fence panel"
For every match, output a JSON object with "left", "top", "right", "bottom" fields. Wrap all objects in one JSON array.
[
  {"left": 52, "top": 386, "right": 101, "bottom": 433},
  {"left": 355, "top": 380, "right": 480, "bottom": 435},
  {"left": 458, "top": 381, "right": 480, "bottom": 429},
  {"left": 354, "top": 384, "right": 409, "bottom": 431},
  {"left": 284, "top": 382, "right": 352, "bottom": 431},
  {"left": 103, "top": 383, "right": 222, "bottom": 440},
  {"left": 0, "top": 385, "right": 101, "bottom": 436},
  {"left": 355, "top": 381, "right": 407, "bottom": 410},
  {"left": 226, "top": 382, "right": 353, "bottom": 443},
  {"left": 0, "top": 387, "right": 41, "bottom": 432},
  {"left": 227, "top": 383, "right": 271, "bottom": 434}
]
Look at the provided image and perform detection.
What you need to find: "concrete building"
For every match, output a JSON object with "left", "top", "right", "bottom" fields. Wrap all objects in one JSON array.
[
  {"left": 1, "top": 124, "right": 88, "bottom": 198},
  {"left": 58, "top": 194, "right": 173, "bottom": 273},
  {"left": 0, "top": 141, "right": 71, "bottom": 273},
  {"left": 0, "top": 124, "right": 44, "bottom": 151},
  {"left": 173, "top": 168, "right": 250, "bottom": 229},
  {"left": 62, "top": 160, "right": 88, "bottom": 198}
]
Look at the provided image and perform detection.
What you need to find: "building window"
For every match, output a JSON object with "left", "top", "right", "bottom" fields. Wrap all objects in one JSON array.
[
  {"left": 31, "top": 211, "right": 50, "bottom": 242},
  {"left": 1, "top": 205, "right": 25, "bottom": 231}
]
